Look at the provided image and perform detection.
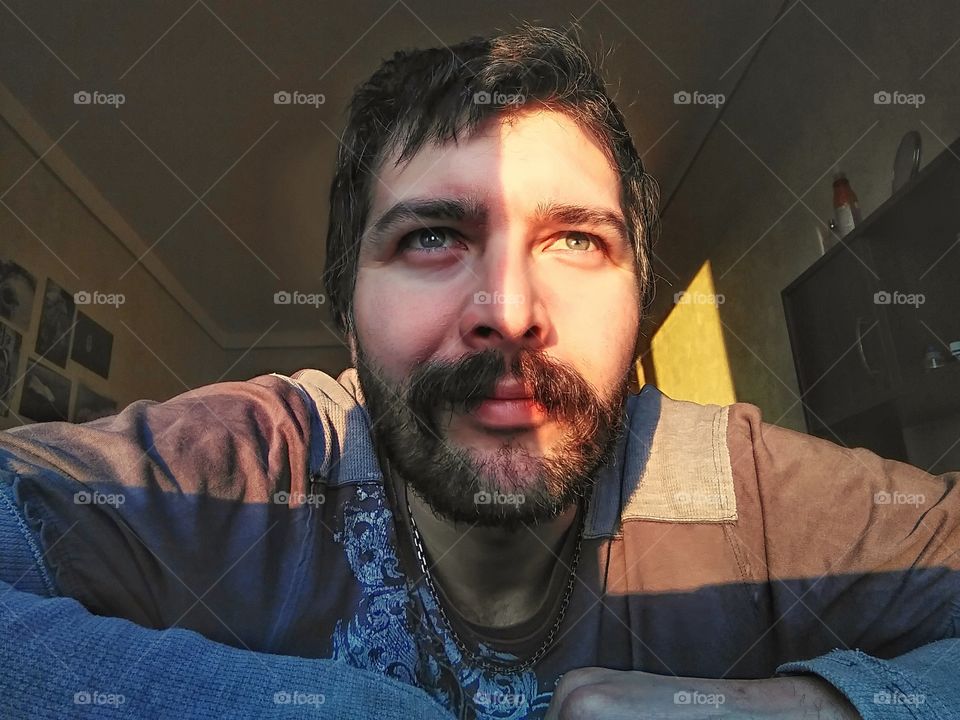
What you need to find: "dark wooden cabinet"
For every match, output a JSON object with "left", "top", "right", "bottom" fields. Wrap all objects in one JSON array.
[{"left": 783, "top": 137, "right": 960, "bottom": 473}]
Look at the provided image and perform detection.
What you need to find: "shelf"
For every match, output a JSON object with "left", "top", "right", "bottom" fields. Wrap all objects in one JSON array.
[
  {"left": 784, "top": 135, "right": 960, "bottom": 296},
  {"left": 894, "top": 362, "right": 960, "bottom": 427},
  {"left": 782, "top": 134, "right": 960, "bottom": 459}
]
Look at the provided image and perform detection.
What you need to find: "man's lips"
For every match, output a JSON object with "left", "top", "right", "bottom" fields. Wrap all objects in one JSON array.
[
  {"left": 487, "top": 379, "right": 535, "bottom": 400},
  {"left": 469, "top": 380, "right": 547, "bottom": 428}
]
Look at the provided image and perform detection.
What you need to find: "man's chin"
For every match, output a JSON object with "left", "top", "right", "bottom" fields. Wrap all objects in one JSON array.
[
  {"left": 408, "top": 450, "right": 569, "bottom": 527},
  {"left": 431, "top": 492, "right": 567, "bottom": 529}
]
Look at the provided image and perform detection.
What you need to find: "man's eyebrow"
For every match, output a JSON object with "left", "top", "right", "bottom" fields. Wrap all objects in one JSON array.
[
  {"left": 362, "top": 197, "right": 630, "bottom": 249},
  {"left": 363, "top": 197, "right": 488, "bottom": 245},
  {"left": 534, "top": 201, "right": 630, "bottom": 248}
]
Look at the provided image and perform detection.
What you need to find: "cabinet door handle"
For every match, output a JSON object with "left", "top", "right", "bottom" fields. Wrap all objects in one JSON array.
[{"left": 856, "top": 316, "right": 880, "bottom": 377}]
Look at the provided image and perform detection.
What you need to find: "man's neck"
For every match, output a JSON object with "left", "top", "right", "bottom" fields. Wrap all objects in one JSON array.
[{"left": 403, "top": 481, "right": 580, "bottom": 628}]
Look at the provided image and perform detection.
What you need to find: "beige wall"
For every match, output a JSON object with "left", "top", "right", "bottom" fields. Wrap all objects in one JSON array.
[
  {"left": 646, "top": 260, "right": 737, "bottom": 407},
  {"left": 1, "top": 117, "right": 350, "bottom": 430},
  {"left": 643, "top": 3, "right": 960, "bottom": 430},
  {"left": 1, "top": 117, "right": 224, "bottom": 429},
  {"left": 221, "top": 344, "right": 352, "bottom": 383}
]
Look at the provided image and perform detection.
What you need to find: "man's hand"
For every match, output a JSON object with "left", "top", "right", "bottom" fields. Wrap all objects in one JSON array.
[{"left": 544, "top": 667, "right": 860, "bottom": 719}]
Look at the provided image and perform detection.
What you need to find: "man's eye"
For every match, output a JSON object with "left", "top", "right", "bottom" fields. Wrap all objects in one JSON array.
[
  {"left": 398, "top": 227, "right": 461, "bottom": 252},
  {"left": 545, "top": 232, "right": 603, "bottom": 252}
]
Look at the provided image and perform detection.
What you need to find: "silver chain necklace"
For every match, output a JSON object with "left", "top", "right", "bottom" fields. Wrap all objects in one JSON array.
[{"left": 404, "top": 484, "right": 587, "bottom": 674}]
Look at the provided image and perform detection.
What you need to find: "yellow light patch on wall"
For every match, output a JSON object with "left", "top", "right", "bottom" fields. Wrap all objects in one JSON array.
[{"left": 648, "top": 260, "right": 736, "bottom": 406}]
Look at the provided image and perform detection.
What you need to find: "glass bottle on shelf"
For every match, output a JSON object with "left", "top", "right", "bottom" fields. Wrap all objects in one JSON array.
[{"left": 832, "top": 172, "right": 862, "bottom": 238}]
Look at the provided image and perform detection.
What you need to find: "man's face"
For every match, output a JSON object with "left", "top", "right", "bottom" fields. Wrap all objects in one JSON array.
[{"left": 352, "top": 109, "right": 641, "bottom": 527}]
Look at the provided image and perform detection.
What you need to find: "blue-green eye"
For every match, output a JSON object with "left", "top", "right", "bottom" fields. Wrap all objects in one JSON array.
[
  {"left": 399, "top": 227, "right": 460, "bottom": 252},
  {"left": 546, "top": 232, "right": 601, "bottom": 252}
]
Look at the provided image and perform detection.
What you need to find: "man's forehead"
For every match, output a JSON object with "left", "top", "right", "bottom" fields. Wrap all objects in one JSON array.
[{"left": 366, "top": 110, "right": 621, "bottom": 226}]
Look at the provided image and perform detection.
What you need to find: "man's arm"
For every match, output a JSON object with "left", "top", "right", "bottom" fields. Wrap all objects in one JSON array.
[
  {"left": 0, "top": 372, "right": 331, "bottom": 650},
  {"left": 0, "top": 579, "right": 453, "bottom": 719},
  {"left": 730, "top": 402, "right": 960, "bottom": 717},
  {"left": 0, "top": 442, "right": 453, "bottom": 720},
  {"left": 776, "top": 639, "right": 960, "bottom": 718}
]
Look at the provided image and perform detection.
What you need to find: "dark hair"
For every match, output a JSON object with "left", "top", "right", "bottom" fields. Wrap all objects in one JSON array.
[{"left": 323, "top": 24, "right": 659, "bottom": 340}]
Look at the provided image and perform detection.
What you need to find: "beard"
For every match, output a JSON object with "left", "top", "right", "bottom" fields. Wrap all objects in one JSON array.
[{"left": 355, "top": 343, "right": 631, "bottom": 529}]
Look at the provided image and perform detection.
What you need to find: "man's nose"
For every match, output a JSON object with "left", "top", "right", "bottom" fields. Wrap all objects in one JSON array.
[{"left": 458, "top": 248, "right": 550, "bottom": 354}]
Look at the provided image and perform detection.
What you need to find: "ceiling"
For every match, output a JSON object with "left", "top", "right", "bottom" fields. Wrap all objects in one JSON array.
[{"left": 0, "top": 0, "right": 784, "bottom": 349}]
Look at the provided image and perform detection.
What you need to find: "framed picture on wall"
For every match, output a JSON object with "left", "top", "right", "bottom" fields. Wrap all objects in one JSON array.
[
  {"left": 19, "top": 359, "right": 71, "bottom": 423},
  {"left": 35, "top": 278, "right": 75, "bottom": 367},
  {"left": 70, "top": 311, "right": 113, "bottom": 379},
  {"left": 73, "top": 382, "right": 117, "bottom": 423},
  {"left": 0, "top": 320, "right": 23, "bottom": 417},
  {"left": 0, "top": 258, "right": 37, "bottom": 333}
]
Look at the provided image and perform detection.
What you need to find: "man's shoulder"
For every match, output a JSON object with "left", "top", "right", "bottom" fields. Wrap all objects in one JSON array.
[
  {"left": 590, "top": 386, "right": 869, "bottom": 537},
  {"left": 615, "top": 386, "right": 942, "bottom": 524},
  {"left": 284, "top": 367, "right": 383, "bottom": 487},
  {"left": 622, "top": 387, "right": 738, "bottom": 521},
  {"left": 0, "top": 368, "right": 378, "bottom": 640},
  {"left": 0, "top": 369, "right": 368, "bottom": 500}
]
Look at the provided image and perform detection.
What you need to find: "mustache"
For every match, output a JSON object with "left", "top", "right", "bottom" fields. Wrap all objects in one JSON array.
[{"left": 406, "top": 348, "right": 604, "bottom": 438}]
